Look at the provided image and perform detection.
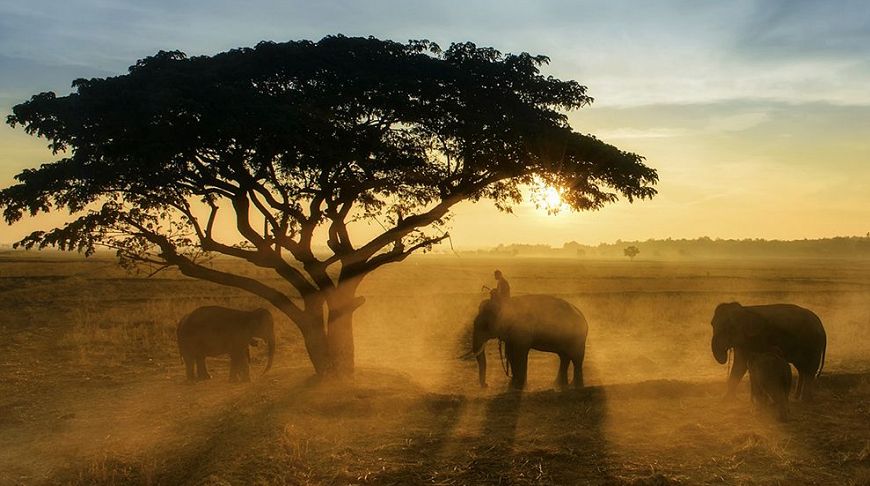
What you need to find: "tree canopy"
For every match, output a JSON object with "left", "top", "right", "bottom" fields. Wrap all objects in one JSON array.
[
  {"left": 624, "top": 246, "right": 641, "bottom": 260},
  {"left": 2, "top": 36, "right": 657, "bottom": 374}
]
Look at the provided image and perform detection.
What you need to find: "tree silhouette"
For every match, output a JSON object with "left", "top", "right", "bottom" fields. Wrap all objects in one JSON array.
[
  {"left": 624, "top": 246, "right": 640, "bottom": 261},
  {"left": 1, "top": 36, "right": 657, "bottom": 375}
]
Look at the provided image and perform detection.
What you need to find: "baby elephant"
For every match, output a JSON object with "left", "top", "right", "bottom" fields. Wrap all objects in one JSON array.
[
  {"left": 747, "top": 350, "right": 792, "bottom": 421},
  {"left": 177, "top": 306, "right": 275, "bottom": 382}
]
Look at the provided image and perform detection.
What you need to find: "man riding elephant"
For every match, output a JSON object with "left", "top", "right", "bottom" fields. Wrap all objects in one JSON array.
[
  {"left": 484, "top": 269, "right": 511, "bottom": 307},
  {"left": 465, "top": 294, "right": 588, "bottom": 390}
]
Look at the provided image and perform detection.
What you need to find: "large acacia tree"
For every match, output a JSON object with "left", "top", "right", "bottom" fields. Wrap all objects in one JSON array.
[{"left": 1, "top": 36, "right": 657, "bottom": 375}]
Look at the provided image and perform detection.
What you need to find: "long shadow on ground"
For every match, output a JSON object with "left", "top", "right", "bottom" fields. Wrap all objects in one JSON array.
[
  {"left": 50, "top": 371, "right": 870, "bottom": 485},
  {"left": 369, "top": 386, "right": 615, "bottom": 485}
]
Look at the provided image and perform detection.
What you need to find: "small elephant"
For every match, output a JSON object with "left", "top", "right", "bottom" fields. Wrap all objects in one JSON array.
[
  {"left": 710, "top": 302, "right": 826, "bottom": 400},
  {"left": 466, "top": 295, "right": 588, "bottom": 390},
  {"left": 748, "top": 350, "right": 792, "bottom": 421},
  {"left": 177, "top": 306, "right": 275, "bottom": 382}
]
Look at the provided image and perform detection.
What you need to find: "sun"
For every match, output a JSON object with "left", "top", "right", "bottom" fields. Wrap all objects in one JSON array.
[
  {"left": 530, "top": 177, "right": 565, "bottom": 214},
  {"left": 544, "top": 186, "right": 562, "bottom": 210},
  {"left": 536, "top": 185, "right": 564, "bottom": 215}
]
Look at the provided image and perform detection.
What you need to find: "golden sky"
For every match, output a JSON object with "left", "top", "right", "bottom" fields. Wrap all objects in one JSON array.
[{"left": 1, "top": 1, "right": 869, "bottom": 247}]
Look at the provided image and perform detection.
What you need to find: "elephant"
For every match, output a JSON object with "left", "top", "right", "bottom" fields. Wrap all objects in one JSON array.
[
  {"left": 747, "top": 350, "right": 792, "bottom": 421},
  {"left": 177, "top": 306, "right": 275, "bottom": 382},
  {"left": 465, "top": 295, "right": 588, "bottom": 390},
  {"left": 710, "top": 302, "right": 826, "bottom": 400}
]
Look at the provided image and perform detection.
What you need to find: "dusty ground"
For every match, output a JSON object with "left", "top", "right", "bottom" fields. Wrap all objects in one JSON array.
[{"left": 0, "top": 253, "right": 868, "bottom": 485}]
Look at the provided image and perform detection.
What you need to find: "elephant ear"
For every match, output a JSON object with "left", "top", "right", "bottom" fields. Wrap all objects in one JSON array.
[
  {"left": 478, "top": 300, "right": 498, "bottom": 320},
  {"left": 735, "top": 307, "right": 767, "bottom": 342},
  {"left": 251, "top": 308, "right": 270, "bottom": 326},
  {"left": 714, "top": 302, "right": 742, "bottom": 318}
]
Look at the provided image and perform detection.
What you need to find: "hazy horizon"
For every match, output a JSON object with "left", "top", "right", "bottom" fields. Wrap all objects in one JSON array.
[{"left": 4, "top": 233, "right": 868, "bottom": 255}]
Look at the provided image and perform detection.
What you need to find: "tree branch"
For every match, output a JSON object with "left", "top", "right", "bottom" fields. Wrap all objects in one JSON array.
[
  {"left": 337, "top": 192, "right": 465, "bottom": 266},
  {"left": 345, "top": 233, "right": 450, "bottom": 280},
  {"left": 226, "top": 194, "right": 320, "bottom": 295},
  {"left": 123, "top": 219, "right": 311, "bottom": 325}
]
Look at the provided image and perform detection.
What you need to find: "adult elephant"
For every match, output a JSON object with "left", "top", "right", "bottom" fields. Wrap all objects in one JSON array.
[
  {"left": 466, "top": 295, "right": 588, "bottom": 390},
  {"left": 710, "top": 302, "right": 826, "bottom": 400},
  {"left": 177, "top": 306, "right": 276, "bottom": 382}
]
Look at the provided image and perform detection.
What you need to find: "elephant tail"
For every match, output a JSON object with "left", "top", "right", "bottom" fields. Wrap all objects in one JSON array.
[
  {"left": 816, "top": 335, "right": 827, "bottom": 378},
  {"left": 176, "top": 315, "right": 188, "bottom": 363}
]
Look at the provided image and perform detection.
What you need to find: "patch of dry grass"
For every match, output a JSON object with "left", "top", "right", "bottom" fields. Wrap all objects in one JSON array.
[
  {"left": 72, "top": 454, "right": 160, "bottom": 486},
  {"left": 59, "top": 301, "right": 178, "bottom": 367},
  {"left": 0, "top": 254, "right": 868, "bottom": 484}
]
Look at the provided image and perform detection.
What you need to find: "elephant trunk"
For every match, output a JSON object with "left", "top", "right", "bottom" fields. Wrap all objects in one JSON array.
[
  {"left": 472, "top": 329, "right": 487, "bottom": 387},
  {"left": 264, "top": 333, "right": 275, "bottom": 374},
  {"left": 711, "top": 333, "right": 728, "bottom": 364}
]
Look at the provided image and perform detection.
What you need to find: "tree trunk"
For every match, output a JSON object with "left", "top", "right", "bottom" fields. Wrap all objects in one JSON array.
[
  {"left": 326, "top": 288, "right": 361, "bottom": 376},
  {"left": 276, "top": 303, "right": 331, "bottom": 375},
  {"left": 277, "top": 288, "right": 364, "bottom": 377},
  {"left": 325, "top": 287, "right": 363, "bottom": 376},
  {"left": 327, "top": 310, "right": 355, "bottom": 376},
  {"left": 299, "top": 323, "right": 331, "bottom": 375}
]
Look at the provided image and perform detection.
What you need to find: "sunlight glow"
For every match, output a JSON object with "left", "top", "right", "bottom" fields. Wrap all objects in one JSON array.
[
  {"left": 544, "top": 186, "right": 562, "bottom": 211},
  {"left": 542, "top": 185, "right": 563, "bottom": 214},
  {"left": 529, "top": 177, "right": 566, "bottom": 215}
]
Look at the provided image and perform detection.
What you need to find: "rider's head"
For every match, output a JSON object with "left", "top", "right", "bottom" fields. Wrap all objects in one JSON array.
[{"left": 494, "top": 270, "right": 503, "bottom": 280}]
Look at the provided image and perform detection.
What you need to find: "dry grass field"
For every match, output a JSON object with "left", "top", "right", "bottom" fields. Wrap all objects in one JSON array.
[{"left": 1, "top": 252, "right": 868, "bottom": 485}]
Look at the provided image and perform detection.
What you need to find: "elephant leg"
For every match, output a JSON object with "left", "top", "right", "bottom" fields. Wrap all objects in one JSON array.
[
  {"left": 196, "top": 356, "right": 211, "bottom": 380},
  {"left": 795, "top": 371, "right": 805, "bottom": 400},
  {"left": 749, "top": 378, "right": 763, "bottom": 410},
  {"left": 804, "top": 375, "right": 815, "bottom": 401},
  {"left": 183, "top": 356, "right": 195, "bottom": 382},
  {"left": 230, "top": 348, "right": 250, "bottom": 382},
  {"left": 749, "top": 378, "right": 757, "bottom": 405},
  {"left": 571, "top": 348, "right": 585, "bottom": 389},
  {"left": 776, "top": 390, "right": 789, "bottom": 422},
  {"left": 725, "top": 349, "right": 747, "bottom": 399},
  {"left": 240, "top": 348, "right": 251, "bottom": 382},
  {"left": 509, "top": 345, "right": 529, "bottom": 390},
  {"left": 556, "top": 354, "right": 569, "bottom": 390},
  {"left": 229, "top": 353, "right": 239, "bottom": 383},
  {"left": 242, "top": 346, "right": 251, "bottom": 382},
  {"left": 797, "top": 371, "right": 815, "bottom": 401}
]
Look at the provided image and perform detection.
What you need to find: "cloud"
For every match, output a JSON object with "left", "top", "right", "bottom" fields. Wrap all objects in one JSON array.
[
  {"left": 3, "top": 1, "right": 870, "bottom": 108},
  {"left": 705, "top": 112, "right": 770, "bottom": 132},
  {"left": 737, "top": 0, "right": 870, "bottom": 60},
  {"left": 591, "top": 110, "right": 771, "bottom": 140},
  {"left": 591, "top": 128, "right": 690, "bottom": 140}
]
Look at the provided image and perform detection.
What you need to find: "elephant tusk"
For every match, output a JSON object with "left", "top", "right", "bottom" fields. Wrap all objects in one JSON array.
[{"left": 458, "top": 347, "right": 486, "bottom": 360}]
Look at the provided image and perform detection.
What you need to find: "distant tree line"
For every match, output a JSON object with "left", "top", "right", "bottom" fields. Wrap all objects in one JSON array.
[{"left": 463, "top": 236, "right": 870, "bottom": 259}]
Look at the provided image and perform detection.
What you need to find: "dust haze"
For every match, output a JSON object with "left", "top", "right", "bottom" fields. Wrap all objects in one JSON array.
[{"left": 1, "top": 253, "right": 869, "bottom": 484}]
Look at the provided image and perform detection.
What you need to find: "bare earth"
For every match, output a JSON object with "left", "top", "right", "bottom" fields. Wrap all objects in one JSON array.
[{"left": 0, "top": 254, "right": 868, "bottom": 485}]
